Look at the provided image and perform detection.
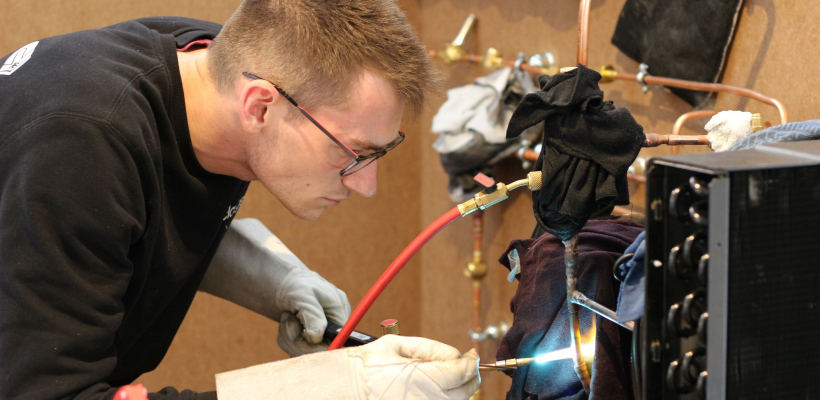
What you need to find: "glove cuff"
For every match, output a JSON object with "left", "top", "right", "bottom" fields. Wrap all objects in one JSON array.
[{"left": 216, "top": 349, "right": 359, "bottom": 400}]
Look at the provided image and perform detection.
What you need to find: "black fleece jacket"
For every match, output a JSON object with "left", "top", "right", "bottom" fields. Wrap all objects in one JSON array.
[{"left": 0, "top": 17, "right": 248, "bottom": 400}]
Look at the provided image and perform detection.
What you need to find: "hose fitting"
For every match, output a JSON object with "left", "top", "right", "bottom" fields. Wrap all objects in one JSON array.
[{"left": 458, "top": 172, "right": 543, "bottom": 216}]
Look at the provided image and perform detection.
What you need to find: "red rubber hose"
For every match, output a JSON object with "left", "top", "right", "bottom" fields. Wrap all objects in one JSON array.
[{"left": 329, "top": 206, "right": 463, "bottom": 350}]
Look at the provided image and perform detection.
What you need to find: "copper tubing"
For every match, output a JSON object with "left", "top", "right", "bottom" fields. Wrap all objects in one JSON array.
[
  {"left": 613, "top": 205, "right": 636, "bottom": 215},
  {"left": 577, "top": 0, "right": 591, "bottom": 66},
  {"left": 671, "top": 110, "right": 719, "bottom": 155},
  {"left": 644, "top": 133, "right": 711, "bottom": 147},
  {"left": 522, "top": 150, "right": 650, "bottom": 185},
  {"left": 427, "top": 50, "right": 548, "bottom": 75},
  {"left": 612, "top": 71, "right": 788, "bottom": 124},
  {"left": 571, "top": 291, "right": 634, "bottom": 331},
  {"left": 563, "top": 235, "right": 592, "bottom": 393},
  {"left": 471, "top": 211, "right": 484, "bottom": 353}
]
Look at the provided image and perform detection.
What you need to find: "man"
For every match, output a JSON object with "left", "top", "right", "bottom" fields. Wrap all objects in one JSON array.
[{"left": 0, "top": 0, "right": 480, "bottom": 399}]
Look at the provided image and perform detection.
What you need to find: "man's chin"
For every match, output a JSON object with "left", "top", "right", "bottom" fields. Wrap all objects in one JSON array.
[{"left": 287, "top": 205, "right": 328, "bottom": 221}]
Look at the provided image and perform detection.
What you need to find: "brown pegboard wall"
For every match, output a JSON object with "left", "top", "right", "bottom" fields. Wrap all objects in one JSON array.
[{"left": 2, "top": 0, "right": 819, "bottom": 397}]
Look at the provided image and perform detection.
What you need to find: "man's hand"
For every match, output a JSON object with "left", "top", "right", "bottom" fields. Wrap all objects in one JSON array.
[
  {"left": 200, "top": 218, "right": 351, "bottom": 357},
  {"left": 216, "top": 335, "right": 481, "bottom": 400},
  {"left": 347, "top": 335, "right": 481, "bottom": 400},
  {"left": 276, "top": 268, "right": 350, "bottom": 356}
]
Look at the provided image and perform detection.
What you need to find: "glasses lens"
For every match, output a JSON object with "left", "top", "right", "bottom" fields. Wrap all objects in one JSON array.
[{"left": 341, "top": 158, "right": 378, "bottom": 176}]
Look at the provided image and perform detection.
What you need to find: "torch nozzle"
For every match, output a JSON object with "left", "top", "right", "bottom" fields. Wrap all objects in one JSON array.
[{"left": 478, "top": 357, "right": 535, "bottom": 371}]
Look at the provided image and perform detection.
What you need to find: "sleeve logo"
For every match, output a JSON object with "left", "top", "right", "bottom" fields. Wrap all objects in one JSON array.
[
  {"left": 223, "top": 197, "right": 244, "bottom": 221},
  {"left": 0, "top": 41, "right": 39, "bottom": 76}
]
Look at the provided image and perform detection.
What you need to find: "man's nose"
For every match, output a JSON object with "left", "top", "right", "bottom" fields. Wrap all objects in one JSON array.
[{"left": 341, "top": 160, "right": 378, "bottom": 198}]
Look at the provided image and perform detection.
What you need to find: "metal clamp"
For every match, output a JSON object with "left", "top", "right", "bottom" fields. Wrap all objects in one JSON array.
[
  {"left": 636, "top": 63, "right": 650, "bottom": 93},
  {"left": 514, "top": 52, "right": 526, "bottom": 70},
  {"left": 469, "top": 322, "right": 509, "bottom": 342}
]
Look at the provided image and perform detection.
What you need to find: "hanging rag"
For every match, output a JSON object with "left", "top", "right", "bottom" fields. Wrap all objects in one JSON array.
[
  {"left": 432, "top": 67, "right": 541, "bottom": 202},
  {"left": 727, "top": 120, "right": 820, "bottom": 151},
  {"left": 506, "top": 66, "right": 645, "bottom": 241},
  {"left": 497, "top": 220, "right": 645, "bottom": 400},
  {"left": 616, "top": 231, "right": 646, "bottom": 323},
  {"left": 611, "top": 0, "right": 744, "bottom": 107}
]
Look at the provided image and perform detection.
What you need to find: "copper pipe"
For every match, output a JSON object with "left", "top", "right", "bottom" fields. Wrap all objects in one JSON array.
[
  {"left": 644, "top": 133, "right": 710, "bottom": 147},
  {"left": 613, "top": 205, "right": 637, "bottom": 215},
  {"left": 471, "top": 211, "right": 484, "bottom": 353},
  {"left": 472, "top": 210, "right": 484, "bottom": 255},
  {"left": 571, "top": 291, "right": 634, "bottom": 331},
  {"left": 577, "top": 0, "right": 592, "bottom": 66},
  {"left": 563, "top": 235, "right": 592, "bottom": 393},
  {"left": 613, "top": 71, "right": 788, "bottom": 124},
  {"left": 522, "top": 151, "right": 650, "bottom": 184},
  {"left": 427, "top": 49, "right": 549, "bottom": 75},
  {"left": 671, "top": 110, "right": 720, "bottom": 155},
  {"left": 626, "top": 173, "right": 646, "bottom": 184}
]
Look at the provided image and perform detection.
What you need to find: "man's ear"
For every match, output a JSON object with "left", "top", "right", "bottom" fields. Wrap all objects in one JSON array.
[{"left": 238, "top": 81, "right": 281, "bottom": 134}]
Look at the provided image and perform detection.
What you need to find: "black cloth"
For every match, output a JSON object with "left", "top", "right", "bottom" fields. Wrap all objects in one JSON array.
[
  {"left": 506, "top": 66, "right": 644, "bottom": 241},
  {"left": 0, "top": 17, "right": 246, "bottom": 400},
  {"left": 497, "top": 220, "right": 645, "bottom": 400},
  {"left": 611, "top": 0, "right": 744, "bottom": 107}
]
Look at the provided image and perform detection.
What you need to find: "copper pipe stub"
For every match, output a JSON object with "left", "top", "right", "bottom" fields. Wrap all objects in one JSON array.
[
  {"left": 577, "top": 0, "right": 591, "bottom": 66},
  {"left": 380, "top": 319, "right": 400, "bottom": 336},
  {"left": 671, "top": 110, "right": 720, "bottom": 155}
]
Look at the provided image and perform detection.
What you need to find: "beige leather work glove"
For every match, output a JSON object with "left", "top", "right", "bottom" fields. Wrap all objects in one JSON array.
[{"left": 215, "top": 335, "right": 481, "bottom": 400}]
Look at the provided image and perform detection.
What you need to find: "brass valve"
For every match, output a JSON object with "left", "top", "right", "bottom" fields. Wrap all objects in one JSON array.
[
  {"left": 464, "top": 251, "right": 487, "bottom": 282},
  {"left": 599, "top": 65, "right": 617, "bottom": 83},
  {"left": 439, "top": 14, "right": 475, "bottom": 64},
  {"left": 458, "top": 171, "right": 543, "bottom": 216}
]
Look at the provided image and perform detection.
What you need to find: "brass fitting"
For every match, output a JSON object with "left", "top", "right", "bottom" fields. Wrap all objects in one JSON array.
[
  {"left": 599, "top": 65, "right": 617, "bottom": 84},
  {"left": 752, "top": 113, "right": 763, "bottom": 132},
  {"left": 464, "top": 251, "right": 488, "bottom": 282},
  {"left": 540, "top": 66, "right": 560, "bottom": 76},
  {"left": 458, "top": 171, "right": 543, "bottom": 216},
  {"left": 440, "top": 42, "right": 466, "bottom": 64},
  {"left": 439, "top": 14, "right": 475, "bottom": 65},
  {"left": 380, "top": 319, "right": 400, "bottom": 336},
  {"left": 483, "top": 47, "right": 503, "bottom": 70}
]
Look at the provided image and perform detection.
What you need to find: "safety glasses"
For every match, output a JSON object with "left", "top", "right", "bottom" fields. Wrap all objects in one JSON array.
[{"left": 242, "top": 72, "right": 405, "bottom": 176}]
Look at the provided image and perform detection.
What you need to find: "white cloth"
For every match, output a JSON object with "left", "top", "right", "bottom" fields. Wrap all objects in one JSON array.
[
  {"left": 705, "top": 110, "right": 753, "bottom": 152},
  {"left": 215, "top": 335, "right": 481, "bottom": 400},
  {"left": 431, "top": 67, "right": 537, "bottom": 153},
  {"left": 200, "top": 218, "right": 351, "bottom": 357}
]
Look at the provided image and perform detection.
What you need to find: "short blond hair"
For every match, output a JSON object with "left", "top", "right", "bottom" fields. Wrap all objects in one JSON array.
[{"left": 208, "top": 0, "right": 437, "bottom": 119}]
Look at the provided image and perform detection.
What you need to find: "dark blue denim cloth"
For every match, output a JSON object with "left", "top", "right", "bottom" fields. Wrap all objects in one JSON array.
[
  {"left": 616, "top": 231, "right": 646, "bottom": 323},
  {"left": 728, "top": 120, "right": 820, "bottom": 151}
]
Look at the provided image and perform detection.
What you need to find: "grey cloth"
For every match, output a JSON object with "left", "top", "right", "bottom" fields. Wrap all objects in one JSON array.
[
  {"left": 728, "top": 120, "right": 820, "bottom": 151},
  {"left": 431, "top": 68, "right": 540, "bottom": 202}
]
